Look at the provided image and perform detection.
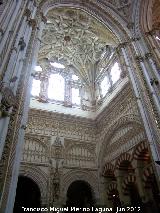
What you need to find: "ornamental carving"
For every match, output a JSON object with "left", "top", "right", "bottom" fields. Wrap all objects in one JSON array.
[
  {"left": 0, "top": 84, "right": 16, "bottom": 108},
  {"left": 0, "top": 83, "right": 17, "bottom": 118}
]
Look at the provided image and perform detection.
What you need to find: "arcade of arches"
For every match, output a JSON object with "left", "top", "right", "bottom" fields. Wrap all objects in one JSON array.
[{"left": 0, "top": 0, "right": 160, "bottom": 212}]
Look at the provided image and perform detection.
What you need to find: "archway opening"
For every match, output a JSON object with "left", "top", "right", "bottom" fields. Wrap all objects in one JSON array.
[
  {"left": 13, "top": 176, "right": 41, "bottom": 212},
  {"left": 66, "top": 180, "right": 94, "bottom": 209},
  {"left": 128, "top": 184, "right": 143, "bottom": 207}
]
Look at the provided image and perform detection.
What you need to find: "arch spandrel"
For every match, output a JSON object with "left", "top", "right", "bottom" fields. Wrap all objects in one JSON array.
[{"left": 98, "top": 114, "right": 145, "bottom": 169}]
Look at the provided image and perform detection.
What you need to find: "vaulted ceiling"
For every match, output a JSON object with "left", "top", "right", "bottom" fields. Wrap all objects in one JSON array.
[{"left": 38, "top": 8, "right": 118, "bottom": 85}]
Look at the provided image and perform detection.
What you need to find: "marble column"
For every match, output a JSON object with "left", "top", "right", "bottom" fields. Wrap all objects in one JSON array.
[
  {"left": 0, "top": 0, "right": 28, "bottom": 77},
  {"left": 2, "top": 12, "right": 47, "bottom": 213},
  {"left": 0, "top": 8, "right": 35, "bottom": 159},
  {"left": 120, "top": 43, "right": 160, "bottom": 186},
  {"left": 135, "top": 56, "right": 160, "bottom": 116},
  {"left": 145, "top": 52, "right": 160, "bottom": 85},
  {"left": 64, "top": 78, "right": 72, "bottom": 106},
  {"left": 0, "top": 0, "right": 24, "bottom": 54},
  {"left": 39, "top": 75, "right": 49, "bottom": 102},
  {"left": 134, "top": 167, "right": 149, "bottom": 203}
]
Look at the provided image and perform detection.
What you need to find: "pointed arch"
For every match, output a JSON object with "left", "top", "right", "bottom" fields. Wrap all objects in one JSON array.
[
  {"left": 132, "top": 141, "right": 150, "bottom": 161},
  {"left": 115, "top": 153, "right": 132, "bottom": 170}
]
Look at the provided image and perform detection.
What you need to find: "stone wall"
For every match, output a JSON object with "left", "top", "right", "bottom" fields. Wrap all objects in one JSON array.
[{"left": 20, "top": 82, "right": 150, "bottom": 207}]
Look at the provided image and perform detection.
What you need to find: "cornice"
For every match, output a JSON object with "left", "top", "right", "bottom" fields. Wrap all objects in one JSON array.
[
  {"left": 28, "top": 108, "right": 95, "bottom": 126},
  {"left": 28, "top": 81, "right": 133, "bottom": 127}
]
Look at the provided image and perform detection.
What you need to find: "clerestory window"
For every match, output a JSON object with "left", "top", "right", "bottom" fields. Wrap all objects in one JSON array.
[
  {"left": 100, "top": 61, "right": 121, "bottom": 97},
  {"left": 101, "top": 76, "right": 110, "bottom": 97},
  {"left": 48, "top": 74, "right": 65, "bottom": 101},
  {"left": 72, "top": 88, "right": 80, "bottom": 105},
  {"left": 31, "top": 79, "right": 41, "bottom": 97},
  {"left": 110, "top": 62, "right": 121, "bottom": 84}
]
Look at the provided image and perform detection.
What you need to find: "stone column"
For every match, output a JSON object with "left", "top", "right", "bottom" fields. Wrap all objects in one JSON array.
[
  {"left": 0, "top": 0, "right": 28, "bottom": 77},
  {"left": 0, "top": 11, "right": 47, "bottom": 213},
  {"left": 115, "top": 170, "right": 130, "bottom": 206},
  {"left": 145, "top": 52, "right": 160, "bottom": 85},
  {"left": 64, "top": 78, "right": 72, "bottom": 106},
  {"left": 116, "top": 48, "right": 127, "bottom": 79},
  {"left": 0, "top": 8, "right": 35, "bottom": 159},
  {"left": 120, "top": 44, "right": 160, "bottom": 185},
  {"left": 0, "top": 0, "right": 19, "bottom": 46},
  {"left": 144, "top": 30, "right": 160, "bottom": 60},
  {"left": 2, "top": 7, "right": 31, "bottom": 83},
  {"left": 0, "top": 0, "right": 24, "bottom": 54},
  {"left": 39, "top": 74, "right": 49, "bottom": 102},
  {"left": 134, "top": 167, "right": 149, "bottom": 203},
  {"left": 135, "top": 56, "right": 160, "bottom": 116},
  {"left": 0, "top": 6, "right": 47, "bottom": 213},
  {"left": 103, "top": 178, "right": 114, "bottom": 207}
]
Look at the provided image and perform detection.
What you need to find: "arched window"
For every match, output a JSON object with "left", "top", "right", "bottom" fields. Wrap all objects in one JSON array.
[
  {"left": 72, "top": 88, "right": 80, "bottom": 105},
  {"left": 48, "top": 74, "right": 64, "bottom": 101},
  {"left": 110, "top": 62, "right": 121, "bottom": 84},
  {"left": 31, "top": 79, "right": 41, "bottom": 97},
  {"left": 101, "top": 76, "right": 110, "bottom": 97}
]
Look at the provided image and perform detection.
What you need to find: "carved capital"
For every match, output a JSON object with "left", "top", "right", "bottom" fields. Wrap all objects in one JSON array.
[{"left": 24, "top": 8, "right": 31, "bottom": 18}]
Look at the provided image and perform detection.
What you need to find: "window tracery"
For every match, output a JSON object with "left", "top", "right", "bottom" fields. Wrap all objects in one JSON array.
[
  {"left": 31, "top": 59, "right": 122, "bottom": 110},
  {"left": 30, "top": 9, "right": 124, "bottom": 112}
]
